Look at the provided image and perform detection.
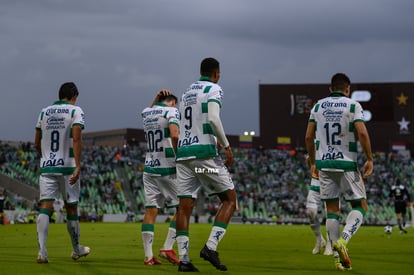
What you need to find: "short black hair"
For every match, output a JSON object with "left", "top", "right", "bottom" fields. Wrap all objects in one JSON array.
[
  {"left": 59, "top": 82, "right": 79, "bottom": 100},
  {"left": 159, "top": 94, "right": 178, "bottom": 104},
  {"left": 331, "top": 73, "right": 351, "bottom": 92},
  {"left": 200, "top": 57, "right": 220, "bottom": 76}
]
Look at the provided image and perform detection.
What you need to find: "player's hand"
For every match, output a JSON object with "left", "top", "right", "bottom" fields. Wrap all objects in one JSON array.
[
  {"left": 69, "top": 167, "right": 81, "bottom": 185},
  {"left": 157, "top": 89, "right": 171, "bottom": 98},
  {"left": 311, "top": 164, "right": 319, "bottom": 179},
  {"left": 362, "top": 160, "right": 373, "bottom": 179},
  {"left": 217, "top": 141, "right": 223, "bottom": 151},
  {"left": 223, "top": 146, "right": 234, "bottom": 166}
]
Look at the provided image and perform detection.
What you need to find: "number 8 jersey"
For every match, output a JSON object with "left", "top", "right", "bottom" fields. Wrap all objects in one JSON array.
[
  {"left": 309, "top": 92, "right": 365, "bottom": 172},
  {"left": 36, "top": 100, "right": 85, "bottom": 175}
]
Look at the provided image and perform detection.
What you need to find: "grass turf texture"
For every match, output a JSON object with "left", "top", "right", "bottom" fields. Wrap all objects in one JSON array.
[{"left": 0, "top": 223, "right": 413, "bottom": 274}]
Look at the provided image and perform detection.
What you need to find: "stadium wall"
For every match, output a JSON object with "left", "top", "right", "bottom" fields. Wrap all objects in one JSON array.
[{"left": 259, "top": 82, "right": 414, "bottom": 152}]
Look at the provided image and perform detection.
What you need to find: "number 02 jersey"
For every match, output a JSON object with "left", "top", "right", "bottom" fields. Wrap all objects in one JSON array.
[
  {"left": 309, "top": 92, "right": 365, "bottom": 172},
  {"left": 36, "top": 101, "right": 85, "bottom": 175},
  {"left": 142, "top": 103, "right": 180, "bottom": 176},
  {"left": 176, "top": 77, "right": 223, "bottom": 161}
]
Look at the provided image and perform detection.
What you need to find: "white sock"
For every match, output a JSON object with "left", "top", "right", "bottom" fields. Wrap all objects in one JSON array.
[
  {"left": 326, "top": 216, "right": 340, "bottom": 245},
  {"left": 142, "top": 231, "right": 154, "bottom": 259},
  {"left": 162, "top": 227, "right": 176, "bottom": 250},
  {"left": 66, "top": 219, "right": 80, "bottom": 253},
  {"left": 176, "top": 235, "right": 190, "bottom": 263},
  {"left": 308, "top": 208, "right": 322, "bottom": 240},
  {"left": 206, "top": 226, "right": 227, "bottom": 251},
  {"left": 342, "top": 209, "right": 363, "bottom": 243},
  {"left": 37, "top": 213, "right": 49, "bottom": 257}
]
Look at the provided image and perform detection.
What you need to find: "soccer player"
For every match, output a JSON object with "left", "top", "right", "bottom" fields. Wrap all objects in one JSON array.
[
  {"left": 389, "top": 178, "right": 411, "bottom": 234},
  {"left": 175, "top": 57, "right": 237, "bottom": 272},
  {"left": 35, "top": 82, "right": 90, "bottom": 263},
  {"left": 305, "top": 172, "right": 332, "bottom": 255},
  {"left": 141, "top": 90, "right": 180, "bottom": 265},
  {"left": 305, "top": 73, "right": 374, "bottom": 271}
]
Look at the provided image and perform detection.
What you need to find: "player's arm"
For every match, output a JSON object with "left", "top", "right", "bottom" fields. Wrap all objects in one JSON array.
[
  {"left": 305, "top": 121, "right": 316, "bottom": 164},
  {"left": 207, "top": 101, "right": 233, "bottom": 165},
  {"left": 168, "top": 122, "right": 179, "bottom": 153},
  {"left": 150, "top": 89, "right": 171, "bottom": 107},
  {"left": 34, "top": 128, "right": 42, "bottom": 155},
  {"left": 70, "top": 125, "right": 82, "bottom": 185},
  {"left": 354, "top": 121, "right": 374, "bottom": 179},
  {"left": 305, "top": 121, "right": 318, "bottom": 179}
]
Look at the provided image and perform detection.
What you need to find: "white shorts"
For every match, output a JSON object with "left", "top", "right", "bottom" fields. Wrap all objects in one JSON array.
[
  {"left": 143, "top": 173, "right": 179, "bottom": 208},
  {"left": 39, "top": 174, "right": 80, "bottom": 204},
  {"left": 319, "top": 170, "right": 366, "bottom": 202},
  {"left": 176, "top": 157, "right": 234, "bottom": 199},
  {"left": 306, "top": 178, "right": 322, "bottom": 209},
  {"left": 306, "top": 189, "right": 322, "bottom": 210}
]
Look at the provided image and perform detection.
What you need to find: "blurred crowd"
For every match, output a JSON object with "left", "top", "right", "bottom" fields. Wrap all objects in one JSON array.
[{"left": 1, "top": 140, "right": 413, "bottom": 225}]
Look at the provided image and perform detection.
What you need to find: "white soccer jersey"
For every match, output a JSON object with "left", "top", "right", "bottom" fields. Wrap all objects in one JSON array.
[
  {"left": 142, "top": 102, "right": 180, "bottom": 176},
  {"left": 36, "top": 101, "right": 85, "bottom": 175},
  {"left": 309, "top": 92, "right": 365, "bottom": 172},
  {"left": 176, "top": 77, "right": 223, "bottom": 161}
]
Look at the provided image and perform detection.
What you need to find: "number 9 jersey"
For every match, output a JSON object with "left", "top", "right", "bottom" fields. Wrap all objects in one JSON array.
[
  {"left": 309, "top": 92, "right": 365, "bottom": 172},
  {"left": 176, "top": 77, "right": 223, "bottom": 161},
  {"left": 36, "top": 100, "right": 85, "bottom": 175}
]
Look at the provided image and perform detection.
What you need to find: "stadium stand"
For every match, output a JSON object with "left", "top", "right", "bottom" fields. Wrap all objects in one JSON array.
[{"left": 1, "top": 140, "right": 413, "bottom": 225}]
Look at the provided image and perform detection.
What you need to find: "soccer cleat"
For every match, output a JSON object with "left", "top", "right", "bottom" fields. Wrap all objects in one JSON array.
[
  {"left": 400, "top": 228, "right": 408, "bottom": 234},
  {"left": 312, "top": 238, "right": 326, "bottom": 254},
  {"left": 159, "top": 249, "right": 180, "bottom": 265},
  {"left": 72, "top": 245, "right": 91, "bottom": 260},
  {"left": 36, "top": 254, "right": 48, "bottom": 264},
  {"left": 334, "top": 257, "right": 352, "bottom": 271},
  {"left": 178, "top": 261, "right": 199, "bottom": 272},
  {"left": 200, "top": 245, "right": 227, "bottom": 271},
  {"left": 324, "top": 242, "right": 333, "bottom": 256},
  {"left": 333, "top": 238, "right": 351, "bottom": 266},
  {"left": 144, "top": 257, "right": 162, "bottom": 265}
]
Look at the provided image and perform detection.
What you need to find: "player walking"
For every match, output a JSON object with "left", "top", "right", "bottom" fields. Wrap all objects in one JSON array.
[
  {"left": 305, "top": 73, "right": 374, "bottom": 271},
  {"left": 175, "top": 57, "right": 237, "bottom": 272},
  {"left": 35, "top": 82, "right": 90, "bottom": 263},
  {"left": 140, "top": 90, "right": 180, "bottom": 265}
]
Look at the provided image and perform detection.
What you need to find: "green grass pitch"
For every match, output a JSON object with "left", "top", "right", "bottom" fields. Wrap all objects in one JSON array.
[{"left": 0, "top": 222, "right": 413, "bottom": 274}]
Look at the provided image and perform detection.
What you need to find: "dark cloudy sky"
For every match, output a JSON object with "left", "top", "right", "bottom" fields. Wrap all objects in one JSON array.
[{"left": 1, "top": 0, "right": 413, "bottom": 142}]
